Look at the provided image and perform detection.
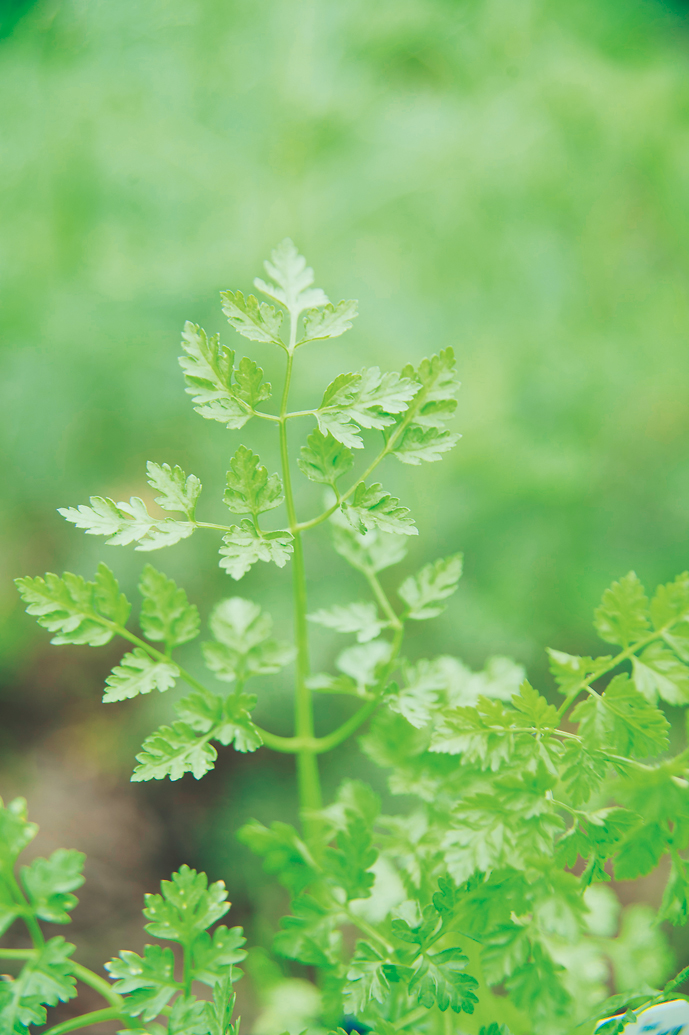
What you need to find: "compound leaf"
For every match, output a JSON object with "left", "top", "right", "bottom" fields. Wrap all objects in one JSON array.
[
  {"left": 408, "top": 948, "right": 478, "bottom": 1014},
  {"left": 103, "top": 649, "right": 179, "bottom": 703},
  {"left": 342, "top": 482, "right": 417, "bottom": 537},
  {"left": 631, "top": 641, "right": 689, "bottom": 705},
  {"left": 302, "top": 299, "right": 358, "bottom": 343},
  {"left": 143, "top": 865, "right": 230, "bottom": 942},
  {"left": 106, "top": 945, "right": 178, "bottom": 1021},
  {"left": 138, "top": 565, "right": 200, "bottom": 651},
  {"left": 219, "top": 522, "right": 293, "bottom": 580},
  {"left": 146, "top": 462, "right": 202, "bottom": 517},
  {"left": 331, "top": 516, "right": 408, "bottom": 575},
  {"left": 223, "top": 446, "right": 283, "bottom": 517},
  {"left": 20, "top": 849, "right": 85, "bottom": 924},
  {"left": 15, "top": 564, "right": 130, "bottom": 647},
  {"left": 254, "top": 239, "right": 328, "bottom": 317},
  {"left": 202, "top": 598, "right": 294, "bottom": 682},
  {"left": 0, "top": 937, "right": 77, "bottom": 1033},
  {"left": 179, "top": 323, "right": 247, "bottom": 429},
  {"left": 317, "top": 368, "right": 419, "bottom": 449},
  {"left": 175, "top": 688, "right": 263, "bottom": 753},
  {"left": 220, "top": 289, "right": 283, "bottom": 344},
  {"left": 191, "top": 927, "right": 247, "bottom": 987},
  {"left": 307, "top": 602, "right": 386, "bottom": 643},
  {"left": 59, "top": 495, "right": 194, "bottom": 552},
  {"left": 392, "top": 349, "right": 461, "bottom": 465},
  {"left": 132, "top": 723, "right": 218, "bottom": 782},
  {"left": 572, "top": 674, "right": 669, "bottom": 758},
  {"left": 594, "top": 572, "right": 650, "bottom": 647},
  {"left": 398, "top": 554, "right": 463, "bottom": 619},
  {"left": 297, "top": 429, "right": 354, "bottom": 485}
]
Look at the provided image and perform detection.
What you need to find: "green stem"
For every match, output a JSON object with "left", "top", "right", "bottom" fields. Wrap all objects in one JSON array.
[
  {"left": 363, "top": 568, "right": 402, "bottom": 630},
  {"left": 71, "top": 962, "right": 124, "bottom": 1009},
  {"left": 6, "top": 871, "right": 44, "bottom": 948},
  {"left": 391, "top": 1006, "right": 428, "bottom": 1030},
  {"left": 279, "top": 312, "right": 321, "bottom": 834},
  {"left": 42, "top": 1007, "right": 123, "bottom": 1035},
  {"left": 0, "top": 948, "right": 35, "bottom": 959}
]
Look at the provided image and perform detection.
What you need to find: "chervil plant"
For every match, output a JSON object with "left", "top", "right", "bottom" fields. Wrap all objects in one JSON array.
[{"left": 7, "top": 241, "right": 689, "bottom": 1035}]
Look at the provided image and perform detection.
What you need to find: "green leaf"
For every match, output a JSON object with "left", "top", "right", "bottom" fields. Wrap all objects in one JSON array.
[
  {"left": 202, "top": 597, "right": 294, "bottom": 682},
  {"left": 302, "top": 299, "right": 358, "bottom": 342},
  {"left": 331, "top": 514, "right": 408, "bottom": 574},
  {"left": 223, "top": 446, "right": 283, "bottom": 517},
  {"left": 20, "top": 849, "right": 85, "bottom": 924},
  {"left": 631, "top": 641, "right": 689, "bottom": 704},
  {"left": 594, "top": 572, "right": 650, "bottom": 647},
  {"left": 167, "top": 995, "right": 208, "bottom": 1035},
  {"left": 392, "top": 349, "right": 461, "bottom": 465},
  {"left": 511, "top": 681, "right": 558, "bottom": 728},
  {"left": 203, "top": 977, "right": 238, "bottom": 1035},
  {"left": 15, "top": 563, "right": 130, "bottom": 646},
  {"left": 103, "top": 648, "right": 178, "bottom": 703},
  {"left": 191, "top": 926, "right": 247, "bottom": 986},
  {"left": 334, "top": 639, "right": 391, "bottom": 692},
  {"left": 138, "top": 565, "right": 200, "bottom": 650},
  {"left": 408, "top": 948, "right": 478, "bottom": 1014},
  {"left": 307, "top": 602, "right": 386, "bottom": 643},
  {"left": 274, "top": 895, "right": 342, "bottom": 966},
  {"left": 341, "top": 482, "right": 417, "bottom": 537},
  {"left": 560, "top": 742, "right": 609, "bottom": 805},
  {"left": 0, "top": 937, "right": 77, "bottom": 1034},
  {"left": 322, "top": 782, "right": 379, "bottom": 900},
  {"left": 297, "top": 429, "right": 354, "bottom": 485},
  {"left": 387, "top": 660, "right": 444, "bottom": 728},
  {"left": 143, "top": 865, "right": 230, "bottom": 942},
  {"left": 219, "top": 522, "right": 293, "bottom": 579},
  {"left": 233, "top": 356, "right": 272, "bottom": 410},
  {"left": 650, "top": 571, "right": 689, "bottom": 628},
  {"left": 132, "top": 722, "right": 218, "bottom": 782},
  {"left": 0, "top": 798, "right": 37, "bottom": 869},
  {"left": 175, "top": 688, "right": 263, "bottom": 753},
  {"left": 146, "top": 462, "right": 202, "bottom": 517},
  {"left": 237, "top": 820, "right": 315, "bottom": 894},
  {"left": 343, "top": 941, "right": 391, "bottom": 1013},
  {"left": 504, "top": 942, "right": 570, "bottom": 1021},
  {"left": 547, "top": 649, "right": 611, "bottom": 695},
  {"left": 106, "top": 945, "right": 178, "bottom": 1021},
  {"left": 572, "top": 674, "right": 669, "bottom": 758},
  {"left": 58, "top": 495, "right": 194, "bottom": 551},
  {"left": 220, "top": 288, "right": 283, "bottom": 343},
  {"left": 178, "top": 323, "right": 248, "bottom": 429},
  {"left": 398, "top": 554, "right": 463, "bottom": 619},
  {"left": 317, "top": 367, "right": 419, "bottom": 449},
  {"left": 0, "top": 879, "right": 20, "bottom": 938},
  {"left": 254, "top": 239, "right": 329, "bottom": 318}
]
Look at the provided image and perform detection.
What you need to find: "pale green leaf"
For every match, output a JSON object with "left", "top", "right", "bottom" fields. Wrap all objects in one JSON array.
[
  {"left": 0, "top": 937, "right": 77, "bottom": 1032},
  {"left": 14, "top": 564, "right": 130, "bottom": 646},
  {"left": 631, "top": 641, "right": 689, "bottom": 704},
  {"left": 392, "top": 348, "right": 461, "bottom": 465},
  {"left": 179, "top": 323, "right": 248, "bottom": 428},
  {"left": 219, "top": 522, "right": 293, "bottom": 579},
  {"left": 254, "top": 239, "right": 328, "bottom": 317},
  {"left": 175, "top": 689, "right": 263, "bottom": 752},
  {"left": 316, "top": 367, "right": 419, "bottom": 449},
  {"left": 341, "top": 482, "right": 417, "bottom": 537},
  {"left": 146, "top": 462, "right": 202, "bottom": 516},
  {"left": 335, "top": 639, "right": 392, "bottom": 691},
  {"left": 331, "top": 513, "right": 408, "bottom": 574},
  {"left": 301, "top": 299, "right": 358, "bottom": 342},
  {"left": 223, "top": 446, "right": 283, "bottom": 517},
  {"left": 138, "top": 564, "right": 200, "bottom": 650},
  {"left": 297, "top": 429, "right": 354, "bottom": 485},
  {"left": 59, "top": 495, "right": 194, "bottom": 551},
  {"left": 307, "top": 602, "right": 386, "bottom": 643},
  {"left": 103, "top": 649, "right": 178, "bottom": 703},
  {"left": 594, "top": 572, "right": 650, "bottom": 647},
  {"left": 650, "top": 572, "right": 689, "bottom": 629},
  {"left": 203, "top": 598, "right": 294, "bottom": 682},
  {"left": 19, "top": 849, "right": 85, "bottom": 925},
  {"left": 398, "top": 554, "right": 463, "bottom": 619},
  {"left": 132, "top": 722, "right": 218, "bottom": 782},
  {"left": 220, "top": 289, "right": 283, "bottom": 343}
]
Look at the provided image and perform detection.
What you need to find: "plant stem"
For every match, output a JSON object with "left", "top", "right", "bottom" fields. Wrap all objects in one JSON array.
[
  {"left": 71, "top": 962, "right": 124, "bottom": 1010},
  {"left": 7, "top": 871, "right": 44, "bottom": 948},
  {"left": 279, "top": 310, "right": 321, "bottom": 834},
  {"left": 363, "top": 568, "right": 402, "bottom": 630},
  {"left": 42, "top": 1007, "right": 123, "bottom": 1035}
]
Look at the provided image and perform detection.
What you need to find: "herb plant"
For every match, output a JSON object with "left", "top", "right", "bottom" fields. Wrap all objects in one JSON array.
[{"left": 7, "top": 241, "right": 689, "bottom": 1035}]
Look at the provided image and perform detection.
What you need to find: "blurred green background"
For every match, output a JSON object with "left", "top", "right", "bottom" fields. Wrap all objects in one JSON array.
[{"left": 2, "top": 0, "right": 689, "bottom": 1023}]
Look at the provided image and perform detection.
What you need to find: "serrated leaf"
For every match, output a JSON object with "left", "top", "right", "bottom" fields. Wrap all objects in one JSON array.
[
  {"left": 132, "top": 722, "right": 218, "bottom": 782},
  {"left": 219, "top": 522, "right": 293, "bottom": 579},
  {"left": 387, "top": 660, "right": 444, "bottom": 728},
  {"left": 408, "top": 948, "right": 478, "bottom": 1014},
  {"left": 143, "top": 865, "right": 230, "bottom": 942},
  {"left": 203, "top": 977, "right": 238, "bottom": 1035},
  {"left": 103, "top": 649, "right": 178, "bottom": 703},
  {"left": 146, "top": 462, "right": 202, "bottom": 517},
  {"left": 274, "top": 895, "right": 342, "bottom": 966},
  {"left": 511, "top": 681, "right": 558, "bottom": 728},
  {"left": 254, "top": 239, "right": 329, "bottom": 317},
  {"left": 220, "top": 289, "right": 283, "bottom": 343},
  {"left": 175, "top": 688, "right": 262, "bottom": 753},
  {"left": 202, "top": 597, "right": 294, "bottom": 682},
  {"left": 0, "top": 937, "right": 77, "bottom": 1033},
  {"left": 335, "top": 640, "right": 392, "bottom": 692},
  {"left": 302, "top": 299, "right": 358, "bottom": 342},
  {"left": 342, "top": 482, "right": 417, "bottom": 537},
  {"left": 297, "top": 429, "right": 354, "bottom": 485},
  {"left": 223, "top": 446, "right": 283, "bottom": 517},
  {"left": 391, "top": 348, "right": 461, "bottom": 465},
  {"left": 232, "top": 356, "right": 272, "bottom": 409},
  {"left": 343, "top": 942, "right": 391, "bottom": 1014},
  {"left": 331, "top": 512, "right": 408, "bottom": 575},
  {"left": 20, "top": 849, "right": 85, "bottom": 924},
  {"left": 594, "top": 572, "right": 650, "bottom": 647},
  {"left": 167, "top": 994, "right": 209, "bottom": 1035},
  {"left": 106, "top": 945, "right": 178, "bottom": 1021},
  {"left": 237, "top": 820, "right": 315, "bottom": 894},
  {"left": 191, "top": 926, "right": 247, "bottom": 986},
  {"left": 58, "top": 495, "right": 194, "bottom": 552},
  {"left": 631, "top": 641, "right": 689, "bottom": 704},
  {"left": 572, "top": 674, "right": 669, "bottom": 758},
  {"left": 546, "top": 649, "right": 610, "bottom": 695},
  {"left": 398, "top": 554, "right": 463, "bottom": 619},
  {"left": 0, "top": 798, "right": 37, "bottom": 868},
  {"left": 179, "top": 323, "right": 248, "bottom": 429},
  {"left": 650, "top": 571, "right": 689, "bottom": 629},
  {"left": 317, "top": 367, "right": 419, "bottom": 449},
  {"left": 307, "top": 602, "right": 386, "bottom": 643},
  {"left": 15, "top": 563, "right": 130, "bottom": 647},
  {"left": 138, "top": 565, "right": 200, "bottom": 650}
]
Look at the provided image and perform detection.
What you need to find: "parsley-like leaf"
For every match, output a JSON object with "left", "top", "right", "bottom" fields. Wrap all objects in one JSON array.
[
  {"left": 202, "top": 597, "right": 294, "bottom": 682},
  {"left": 0, "top": 937, "right": 77, "bottom": 1033},
  {"left": 572, "top": 674, "right": 669, "bottom": 757},
  {"left": 220, "top": 289, "right": 283, "bottom": 344},
  {"left": 132, "top": 723, "right": 218, "bottom": 782},
  {"left": 106, "top": 945, "right": 178, "bottom": 1021},
  {"left": 103, "top": 649, "right": 179, "bottom": 703},
  {"left": 254, "top": 239, "right": 329, "bottom": 318},
  {"left": 297, "top": 429, "right": 354, "bottom": 485},
  {"left": 302, "top": 300, "right": 358, "bottom": 343},
  {"left": 341, "top": 482, "right": 417, "bottom": 537},
  {"left": 317, "top": 368, "right": 419, "bottom": 449},
  {"left": 398, "top": 554, "right": 463, "bottom": 619},
  {"left": 631, "top": 641, "right": 689, "bottom": 704},
  {"left": 20, "top": 849, "right": 85, "bottom": 924},
  {"left": 392, "top": 349, "right": 461, "bottom": 465},
  {"left": 331, "top": 514, "right": 408, "bottom": 574},
  {"left": 191, "top": 927, "right": 247, "bottom": 987},
  {"left": 138, "top": 564, "right": 200, "bottom": 651},
  {"left": 175, "top": 688, "right": 263, "bottom": 753},
  {"left": 179, "top": 323, "right": 251, "bottom": 429},
  {"left": 408, "top": 948, "right": 478, "bottom": 1014},
  {"left": 143, "top": 865, "right": 230, "bottom": 941},
  {"left": 219, "top": 523, "right": 293, "bottom": 580},
  {"left": 15, "top": 564, "right": 130, "bottom": 646},
  {"left": 307, "top": 602, "right": 386, "bottom": 643},
  {"left": 223, "top": 446, "right": 283, "bottom": 517},
  {"left": 594, "top": 572, "right": 651, "bottom": 647},
  {"left": 58, "top": 495, "right": 194, "bottom": 552},
  {"left": 146, "top": 462, "right": 202, "bottom": 517}
]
